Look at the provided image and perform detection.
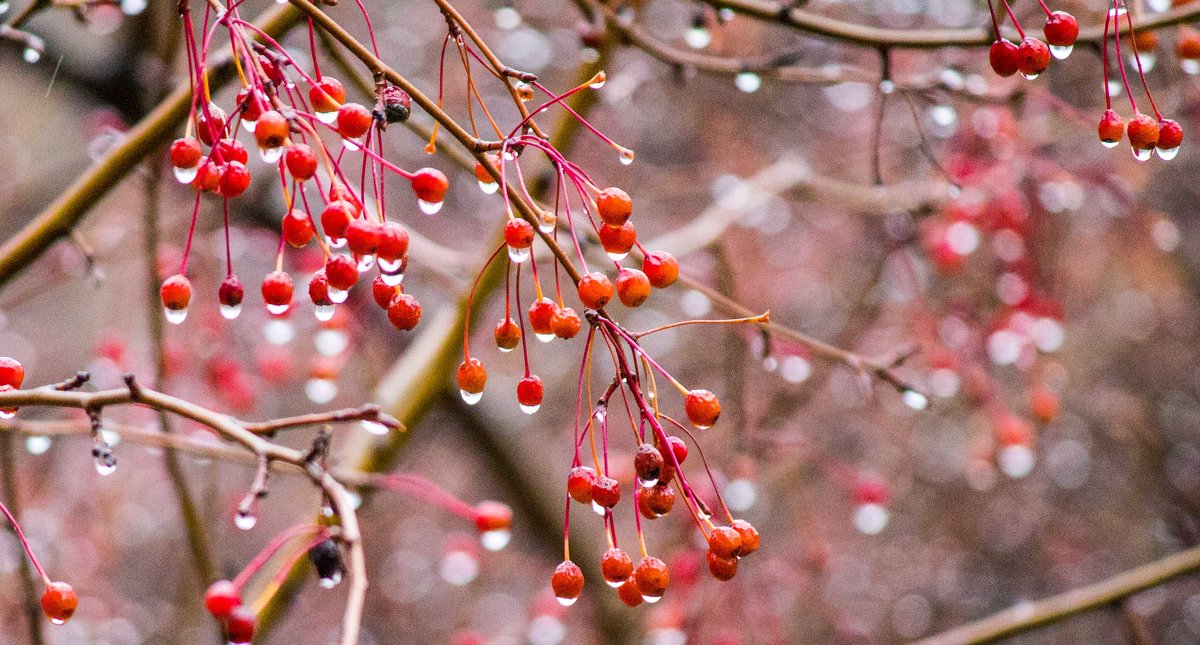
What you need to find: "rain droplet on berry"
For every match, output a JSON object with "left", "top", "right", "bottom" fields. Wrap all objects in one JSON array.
[
  {"left": 460, "top": 389, "right": 483, "bottom": 405},
  {"left": 234, "top": 510, "right": 257, "bottom": 530},
  {"left": 418, "top": 199, "right": 444, "bottom": 215},
  {"left": 480, "top": 529, "right": 510, "bottom": 551},
  {"left": 164, "top": 306, "right": 188, "bottom": 325},
  {"left": 220, "top": 303, "right": 242, "bottom": 320}
]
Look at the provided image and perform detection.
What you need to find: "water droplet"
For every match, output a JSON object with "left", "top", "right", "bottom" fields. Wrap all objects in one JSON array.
[
  {"left": 1129, "top": 52, "right": 1157, "bottom": 73},
  {"left": 853, "top": 502, "right": 889, "bottom": 535},
  {"left": 638, "top": 477, "right": 659, "bottom": 488},
  {"left": 519, "top": 403, "right": 541, "bottom": 415},
  {"left": 259, "top": 146, "right": 284, "bottom": 164},
  {"left": 120, "top": 0, "right": 146, "bottom": 15},
  {"left": 50, "top": 618, "right": 65, "bottom": 625},
  {"left": 480, "top": 529, "right": 510, "bottom": 551},
  {"left": 315, "top": 110, "right": 337, "bottom": 124},
  {"left": 1049, "top": 44, "right": 1073, "bottom": 59},
  {"left": 1020, "top": 72, "right": 1039, "bottom": 80},
  {"left": 164, "top": 306, "right": 188, "bottom": 324},
  {"left": 418, "top": 199, "right": 444, "bottom": 215},
  {"left": 618, "top": 149, "right": 635, "bottom": 165},
  {"left": 735, "top": 71, "right": 761, "bottom": 93},
  {"left": 327, "top": 285, "right": 349, "bottom": 304},
  {"left": 0, "top": 2, "right": 10, "bottom": 14},
  {"left": 591, "top": 500, "right": 605, "bottom": 515},
  {"left": 902, "top": 390, "right": 928, "bottom": 410},
  {"left": 380, "top": 271, "right": 404, "bottom": 286},
  {"left": 326, "top": 236, "right": 347, "bottom": 249},
  {"left": 1107, "top": 5, "right": 1127, "bottom": 17},
  {"left": 604, "top": 578, "right": 622, "bottom": 588},
  {"left": 605, "top": 250, "right": 629, "bottom": 262},
  {"left": 534, "top": 332, "right": 555, "bottom": 343},
  {"left": 172, "top": 164, "right": 199, "bottom": 183},
  {"left": 555, "top": 596, "right": 578, "bottom": 607},
  {"left": 23, "top": 47, "right": 40, "bottom": 64},
  {"left": 642, "top": 594, "right": 662, "bottom": 604},
  {"left": 0, "top": 409, "right": 15, "bottom": 420},
  {"left": 499, "top": 345, "right": 515, "bottom": 353},
  {"left": 306, "top": 378, "right": 337, "bottom": 404},
  {"left": 360, "top": 420, "right": 389, "bottom": 436},
  {"left": 220, "top": 303, "right": 242, "bottom": 320},
  {"left": 684, "top": 26, "right": 711, "bottom": 49},
  {"left": 319, "top": 570, "right": 344, "bottom": 588},
  {"left": 24, "top": 435, "right": 51, "bottom": 455},
  {"left": 314, "top": 304, "right": 336, "bottom": 321},
  {"left": 538, "top": 216, "right": 556, "bottom": 234},
  {"left": 342, "top": 138, "right": 361, "bottom": 152},
  {"left": 1156, "top": 146, "right": 1180, "bottom": 160},
  {"left": 502, "top": 149, "right": 517, "bottom": 161},
  {"left": 478, "top": 179, "right": 499, "bottom": 194},
  {"left": 94, "top": 455, "right": 117, "bottom": 476},
  {"left": 589, "top": 75, "right": 607, "bottom": 90},
  {"left": 1132, "top": 147, "right": 1153, "bottom": 161},
  {"left": 507, "top": 245, "right": 530, "bottom": 263},
  {"left": 460, "top": 389, "right": 483, "bottom": 405},
  {"left": 1182, "top": 59, "right": 1200, "bottom": 75},
  {"left": 266, "top": 303, "right": 290, "bottom": 315},
  {"left": 234, "top": 510, "right": 257, "bottom": 530},
  {"left": 878, "top": 79, "right": 895, "bottom": 94},
  {"left": 242, "top": 119, "right": 257, "bottom": 133},
  {"left": 378, "top": 257, "right": 404, "bottom": 273},
  {"left": 357, "top": 254, "right": 375, "bottom": 272},
  {"left": 1101, "top": 139, "right": 1120, "bottom": 149}
]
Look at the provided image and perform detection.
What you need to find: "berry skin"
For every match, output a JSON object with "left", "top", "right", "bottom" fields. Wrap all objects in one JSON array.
[
  {"left": 160, "top": 274, "right": 192, "bottom": 311},
  {"left": 196, "top": 106, "right": 227, "bottom": 146},
  {"left": 551, "top": 560, "right": 585, "bottom": 602},
  {"left": 642, "top": 251, "right": 679, "bottom": 288},
  {"left": 707, "top": 550, "right": 739, "bottom": 581},
  {"left": 191, "top": 158, "right": 221, "bottom": 193},
  {"left": 204, "top": 579, "right": 241, "bottom": 619},
  {"left": 285, "top": 144, "right": 318, "bottom": 181},
  {"left": 387, "top": 293, "right": 423, "bottom": 330},
  {"left": 495, "top": 318, "right": 522, "bottom": 350},
  {"left": 505, "top": 218, "right": 535, "bottom": 249},
  {"left": 325, "top": 254, "right": 359, "bottom": 291},
  {"left": 235, "top": 87, "right": 265, "bottom": 123},
  {"left": 528, "top": 297, "right": 559, "bottom": 337},
  {"left": 309, "top": 77, "right": 346, "bottom": 113},
  {"left": 376, "top": 222, "right": 410, "bottom": 262},
  {"left": 309, "top": 271, "right": 332, "bottom": 306},
  {"left": 591, "top": 475, "right": 621, "bottom": 508},
  {"left": 684, "top": 389, "right": 721, "bottom": 428},
  {"left": 457, "top": 358, "right": 487, "bottom": 395},
  {"left": 599, "top": 222, "right": 637, "bottom": 257},
  {"left": 551, "top": 307, "right": 582, "bottom": 339},
  {"left": 1017, "top": 37, "right": 1051, "bottom": 77},
  {"left": 601, "top": 548, "right": 634, "bottom": 585},
  {"left": 475, "top": 158, "right": 497, "bottom": 184},
  {"left": 989, "top": 39, "right": 1020, "bottom": 77},
  {"left": 596, "top": 187, "right": 632, "bottom": 226},
  {"left": 283, "top": 209, "right": 316, "bottom": 248},
  {"left": 219, "top": 275, "right": 245, "bottom": 309},
  {"left": 0, "top": 357, "right": 25, "bottom": 389},
  {"left": 41, "top": 581, "right": 77, "bottom": 624},
  {"left": 169, "top": 137, "right": 203, "bottom": 169},
  {"left": 617, "top": 577, "right": 644, "bottom": 607},
  {"left": 411, "top": 168, "right": 449, "bottom": 203},
  {"left": 382, "top": 86, "right": 412, "bottom": 123},
  {"left": 225, "top": 607, "right": 257, "bottom": 644},
  {"left": 517, "top": 375, "right": 544, "bottom": 409},
  {"left": 709, "top": 526, "right": 743, "bottom": 559},
  {"left": 336, "top": 103, "right": 373, "bottom": 139},
  {"left": 633, "top": 556, "right": 670, "bottom": 598},
  {"left": 345, "top": 219, "right": 383, "bottom": 256},
  {"left": 473, "top": 500, "right": 512, "bottom": 532},
  {"left": 1043, "top": 11, "right": 1079, "bottom": 48},
  {"left": 261, "top": 271, "right": 294, "bottom": 309},
  {"left": 634, "top": 443, "right": 664, "bottom": 484},
  {"left": 639, "top": 483, "right": 675, "bottom": 518},
  {"left": 321, "top": 201, "right": 357, "bottom": 240},
  {"left": 615, "top": 268, "right": 651, "bottom": 308},
  {"left": 216, "top": 139, "right": 249, "bottom": 165},
  {"left": 254, "top": 110, "right": 290, "bottom": 149},
  {"left": 663, "top": 435, "right": 688, "bottom": 464},
  {"left": 1157, "top": 119, "right": 1184, "bottom": 150},
  {"left": 372, "top": 275, "right": 399, "bottom": 309},
  {"left": 567, "top": 465, "right": 598, "bottom": 504},
  {"left": 732, "top": 519, "right": 760, "bottom": 554},
  {"left": 577, "top": 272, "right": 614, "bottom": 310},
  {"left": 1098, "top": 109, "right": 1126, "bottom": 145},
  {"left": 219, "top": 162, "right": 251, "bottom": 198},
  {"left": 1128, "top": 113, "right": 1161, "bottom": 150}
]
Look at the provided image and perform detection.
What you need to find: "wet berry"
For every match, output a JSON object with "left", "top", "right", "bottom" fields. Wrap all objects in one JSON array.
[
  {"left": 412, "top": 167, "right": 449, "bottom": 204},
  {"left": 345, "top": 218, "right": 383, "bottom": 256},
  {"left": 336, "top": 103, "right": 373, "bottom": 139},
  {"left": 634, "top": 443, "right": 664, "bottom": 484},
  {"left": 517, "top": 375, "right": 544, "bottom": 409},
  {"left": 387, "top": 293, "right": 422, "bottom": 330},
  {"left": 732, "top": 519, "right": 760, "bottom": 554},
  {"left": 196, "top": 106, "right": 227, "bottom": 146},
  {"left": 551, "top": 560, "right": 584, "bottom": 603},
  {"left": 598, "top": 222, "right": 636, "bottom": 257},
  {"left": 216, "top": 139, "right": 249, "bottom": 165},
  {"left": 321, "top": 201, "right": 356, "bottom": 240},
  {"left": 577, "top": 272, "right": 613, "bottom": 309},
  {"left": 0, "top": 357, "right": 24, "bottom": 389},
  {"left": 285, "top": 143, "right": 318, "bottom": 181},
  {"left": 376, "top": 222, "right": 410, "bottom": 262},
  {"left": 528, "top": 297, "right": 558, "bottom": 337},
  {"left": 219, "top": 275, "right": 245, "bottom": 309},
  {"left": 169, "top": 137, "right": 202, "bottom": 169},
  {"left": 567, "top": 465, "right": 598, "bottom": 504},
  {"left": 309, "top": 271, "right": 332, "bottom": 306},
  {"left": 495, "top": 318, "right": 521, "bottom": 350},
  {"left": 309, "top": 77, "right": 346, "bottom": 112},
  {"left": 473, "top": 500, "right": 512, "bottom": 532},
  {"left": 640, "top": 483, "right": 675, "bottom": 518},
  {"left": 1098, "top": 109, "right": 1125, "bottom": 146},
  {"left": 633, "top": 556, "right": 669, "bottom": 598},
  {"left": 601, "top": 548, "right": 634, "bottom": 584},
  {"left": 204, "top": 579, "right": 241, "bottom": 619},
  {"left": 191, "top": 158, "right": 221, "bottom": 193},
  {"left": 235, "top": 87, "right": 265, "bottom": 122},
  {"left": 685, "top": 389, "right": 721, "bottom": 428},
  {"left": 591, "top": 475, "right": 620, "bottom": 508},
  {"left": 989, "top": 39, "right": 1020, "bottom": 77},
  {"left": 1157, "top": 118, "right": 1184, "bottom": 150},
  {"left": 261, "top": 271, "right": 294, "bottom": 309},
  {"left": 457, "top": 358, "right": 487, "bottom": 395},
  {"left": 708, "top": 526, "right": 743, "bottom": 559},
  {"left": 41, "top": 581, "right": 77, "bottom": 624},
  {"left": 325, "top": 254, "right": 359, "bottom": 291},
  {"left": 219, "top": 161, "right": 251, "bottom": 198},
  {"left": 382, "top": 85, "right": 411, "bottom": 123},
  {"left": 1128, "top": 113, "right": 1160, "bottom": 150},
  {"left": 283, "top": 209, "right": 315, "bottom": 248},
  {"left": 596, "top": 187, "right": 632, "bottom": 226},
  {"left": 615, "top": 268, "right": 651, "bottom": 308},
  {"left": 643, "top": 251, "right": 679, "bottom": 288},
  {"left": 160, "top": 274, "right": 192, "bottom": 311},
  {"left": 707, "top": 550, "right": 738, "bottom": 581},
  {"left": 254, "top": 110, "right": 290, "bottom": 149},
  {"left": 225, "top": 607, "right": 257, "bottom": 644},
  {"left": 551, "top": 306, "right": 582, "bottom": 339},
  {"left": 505, "top": 218, "right": 535, "bottom": 249},
  {"left": 1017, "top": 37, "right": 1051, "bottom": 77},
  {"left": 372, "top": 275, "right": 399, "bottom": 309},
  {"left": 617, "top": 577, "right": 643, "bottom": 606},
  {"left": 1043, "top": 11, "right": 1078, "bottom": 48}
]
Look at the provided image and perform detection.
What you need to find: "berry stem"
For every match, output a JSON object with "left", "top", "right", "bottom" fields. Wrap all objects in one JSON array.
[
  {"left": 1113, "top": 0, "right": 1140, "bottom": 113},
  {"left": 0, "top": 500, "right": 51, "bottom": 586},
  {"left": 631, "top": 312, "right": 770, "bottom": 340},
  {"left": 462, "top": 244, "right": 506, "bottom": 361},
  {"left": 1123, "top": 9, "right": 1162, "bottom": 120},
  {"left": 232, "top": 523, "right": 323, "bottom": 589},
  {"left": 1102, "top": 8, "right": 1114, "bottom": 110},
  {"left": 998, "top": 0, "right": 1026, "bottom": 39}
]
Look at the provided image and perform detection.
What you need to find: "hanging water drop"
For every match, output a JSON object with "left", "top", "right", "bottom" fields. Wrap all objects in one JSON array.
[
  {"left": 23, "top": 47, "right": 40, "bottom": 64},
  {"left": 606, "top": 250, "right": 629, "bottom": 262},
  {"left": 94, "top": 454, "right": 116, "bottom": 476},
  {"left": 618, "top": 149, "right": 635, "bottom": 165},
  {"left": 357, "top": 254, "right": 376, "bottom": 272},
  {"left": 1132, "top": 147, "right": 1153, "bottom": 161},
  {"left": 314, "top": 304, "right": 336, "bottom": 321},
  {"left": 684, "top": 26, "right": 711, "bottom": 49},
  {"left": 172, "top": 164, "right": 199, "bottom": 184},
  {"left": 556, "top": 596, "right": 578, "bottom": 607},
  {"left": 638, "top": 477, "right": 659, "bottom": 489},
  {"left": 360, "top": 420, "right": 389, "bottom": 436},
  {"left": 326, "top": 236, "right": 347, "bottom": 249},
  {"left": 460, "top": 389, "right": 483, "bottom": 405},
  {"left": 418, "top": 199, "right": 444, "bottom": 215},
  {"left": 259, "top": 146, "right": 284, "bottom": 164},
  {"left": 480, "top": 529, "right": 510, "bottom": 551},
  {"left": 1049, "top": 44, "right": 1073, "bottom": 59},
  {"left": 242, "top": 118, "right": 257, "bottom": 133},
  {"left": 1020, "top": 72, "right": 1039, "bottom": 80},
  {"left": 220, "top": 303, "right": 242, "bottom": 320},
  {"left": 342, "top": 138, "right": 361, "bottom": 152},
  {"left": 538, "top": 216, "right": 556, "bottom": 234},
  {"left": 318, "top": 570, "right": 343, "bottom": 589},
  {"left": 0, "top": 409, "right": 14, "bottom": 420},
  {"left": 1101, "top": 139, "right": 1120, "bottom": 149},
  {"left": 589, "top": 72, "right": 607, "bottom": 90},
  {"left": 535, "top": 332, "right": 555, "bottom": 343},
  {"left": 1156, "top": 146, "right": 1180, "bottom": 160},
  {"left": 164, "top": 306, "right": 188, "bottom": 324},
  {"left": 507, "top": 245, "right": 531, "bottom": 263},
  {"left": 327, "top": 285, "right": 349, "bottom": 304},
  {"left": 378, "top": 257, "right": 404, "bottom": 273},
  {"left": 266, "top": 303, "right": 290, "bottom": 315},
  {"left": 24, "top": 435, "right": 51, "bottom": 455},
  {"left": 478, "top": 180, "right": 499, "bottom": 194},
  {"left": 519, "top": 402, "right": 541, "bottom": 414},
  {"left": 591, "top": 500, "right": 605, "bottom": 516},
  {"left": 381, "top": 271, "right": 404, "bottom": 287},
  {"left": 902, "top": 389, "right": 928, "bottom": 410},
  {"left": 642, "top": 594, "right": 662, "bottom": 604},
  {"left": 315, "top": 110, "right": 337, "bottom": 124},
  {"left": 234, "top": 510, "right": 257, "bottom": 530},
  {"left": 735, "top": 71, "right": 762, "bottom": 93}
]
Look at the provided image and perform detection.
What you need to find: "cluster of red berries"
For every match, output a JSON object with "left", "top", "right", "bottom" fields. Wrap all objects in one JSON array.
[
  {"left": 0, "top": 356, "right": 23, "bottom": 418},
  {"left": 988, "top": 8, "right": 1078, "bottom": 80}
]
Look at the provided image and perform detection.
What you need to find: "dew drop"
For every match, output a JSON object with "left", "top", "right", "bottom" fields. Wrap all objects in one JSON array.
[
  {"left": 591, "top": 500, "right": 606, "bottom": 516},
  {"left": 266, "top": 303, "right": 291, "bottom": 315},
  {"left": 326, "top": 236, "right": 347, "bottom": 249},
  {"left": 1156, "top": 146, "right": 1180, "bottom": 160},
  {"left": 638, "top": 477, "right": 659, "bottom": 488},
  {"left": 498, "top": 345, "right": 515, "bottom": 354},
  {"left": 1101, "top": 139, "right": 1120, "bottom": 149},
  {"left": 535, "top": 332, "right": 555, "bottom": 343},
  {"left": 555, "top": 596, "right": 578, "bottom": 607},
  {"left": 605, "top": 579, "right": 622, "bottom": 588},
  {"left": 418, "top": 199, "right": 444, "bottom": 215},
  {"left": 1020, "top": 72, "right": 1039, "bottom": 80},
  {"left": 878, "top": 79, "right": 896, "bottom": 94},
  {"left": 242, "top": 119, "right": 257, "bottom": 133},
  {"left": 1049, "top": 44, "right": 1073, "bottom": 59},
  {"left": 618, "top": 150, "right": 635, "bottom": 165},
  {"left": 380, "top": 271, "right": 404, "bottom": 287},
  {"left": 538, "top": 217, "right": 556, "bottom": 234},
  {"left": 0, "top": 409, "right": 15, "bottom": 420},
  {"left": 0, "top": 2, "right": 10, "bottom": 14},
  {"left": 1182, "top": 59, "right": 1200, "bottom": 75},
  {"left": 259, "top": 146, "right": 284, "bottom": 164},
  {"left": 502, "top": 150, "right": 517, "bottom": 161},
  {"left": 1107, "top": 5, "right": 1127, "bottom": 17},
  {"left": 24, "top": 435, "right": 51, "bottom": 455},
  {"left": 460, "top": 389, "right": 483, "bottom": 405},
  {"left": 478, "top": 179, "right": 499, "bottom": 194},
  {"left": 357, "top": 254, "right": 375, "bottom": 272},
  {"left": 735, "top": 71, "right": 762, "bottom": 93},
  {"left": 164, "top": 306, "right": 188, "bottom": 325},
  {"left": 360, "top": 420, "right": 389, "bottom": 436},
  {"left": 319, "top": 570, "right": 344, "bottom": 589},
  {"left": 589, "top": 75, "right": 607, "bottom": 90},
  {"left": 234, "top": 511, "right": 257, "bottom": 530},
  {"left": 605, "top": 250, "right": 629, "bottom": 262},
  {"left": 327, "top": 285, "right": 349, "bottom": 304},
  {"left": 315, "top": 110, "right": 338, "bottom": 124},
  {"left": 94, "top": 455, "right": 117, "bottom": 476},
  {"left": 23, "top": 47, "right": 40, "bottom": 64},
  {"left": 519, "top": 403, "right": 541, "bottom": 414},
  {"left": 50, "top": 618, "right": 65, "bottom": 625},
  {"left": 902, "top": 389, "right": 929, "bottom": 410},
  {"left": 642, "top": 594, "right": 662, "bottom": 604},
  {"left": 306, "top": 378, "right": 338, "bottom": 404},
  {"left": 480, "top": 529, "right": 510, "bottom": 551},
  {"left": 342, "top": 138, "right": 361, "bottom": 152},
  {"left": 120, "top": 0, "right": 146, "bottom": 15},
  {"left": 684, "top": 26, "right": 711, "bottom": 49},
  {"left": 853, "top": 502, "right": 889, "bottom": 535},
  {"left": 220, "top": 303, "right": 242, "bottom": 320},
  {"left": 172, "top": 164, "right": 199, "bottom": 184},
  {"left": 378, "top": 257, "right": 404, "bottom": 273},
  {"left": 1132, "top": 147, "right": 1153, "bottom": 161},
  {"left": 314, "top": 304, "right": 336, "bottom": 321}
]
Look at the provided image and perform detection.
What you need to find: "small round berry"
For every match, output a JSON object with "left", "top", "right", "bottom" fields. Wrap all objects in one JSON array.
[
  {"left": 309, "top": 77, "right": 346, "bottom": 113},
  {"left": 325, "top": 254, "right": 359, "bottom": 291},
  {"left": 505, "top": 218, "right": 535, "bottom": 249},
  {"left": 285, "top": 143, "right": 318, "bottom": 181},
  {"left": 615, "top": 268, "right": 651, "bottom": 308},
  {"left": 1157, "top": 118, "right": 1184, "bottom": 150},
  {"left": 219, "top": 275, "right": 245, "bottom": 309},
  {"left": 345, "top": 218, "right": 383, "bottom": 256},
  {"left": 457, "top": 358, "right": 487, "bottom": 395},
  {"left": 160, "top": 274, "right": 192, "bottom": 311},
  {"left": 282, "top": 210, "right": 315, "bottom": 248},
  {"left": 475, "top": 157, "right": 497, "bottom": 184},
  {"left": 336, "top": 103, "right": 373, "bottom": 139},
  {"left": 216, "top": 139, "right": 249, "bottom": 165},
  {"left": 0, "top": 357, "right": 24, "bottom": 389},
  {"left": 733, "top": 519, "right": 760, "bottom": 554},
  {"left": 261, "top": 271, "right": 294, "bottom": 309},
  {"left": 321, "top": 201, "right": 357, "bottom": 240},
  {"left": 633, "top": 556, "right": 669, "bottom": 598},
  {"left": 1098, "top": 109, "right": 1126, "bottom": 146},
  {"left": 1134, "top": 30, "right": 1158, "bottom": 52},
  {"left": 1128, "top": 113, "right": 1161, "bottom": 150},
  {"left": 235, "top": 87, "right": 265, "bottom": 122},
  {"left": 617, "top": 577, "right": 644, "bottom": 607},
  {"left": 254, "top": 110, "right": 290, "bottom": 149},
  {"left": 708, "top": 526, "right": 743, "bottom": 559},
  {"left": 204, "top": 579, "right": 241, "bottom": 619},
  {"left": 684, "top": 389, "right": 721, "bottom": 428},
  {"left": 41, "top": 581, "right": 77, "bottom": 624},
  {"left": 495, "top": 318, "right": 522, "bottom": 351},
  {"left": 309, "top": 271, "right": 332, "bottom": 306},
  {"left": 551, "top": 307, "right": 582, "bottom": 339},
  {"left": 1030, "top": 387, "right": 1061, "bottom": 424},
  {"left": 596, "top": 187, "right": 632, "bottom": 226},
  {"left": 517, "top": 375, "right": 544, "bottom": 410},
  {"left": 639, "top": 483, "right": 675, "bottom": 518},
  {"left": 372, "top": 275, "right": 399, "bottom": 309},
  {"left": 1043, "top": 11, "right": 1079, "bottom": 48},
  {"left": 662, "top": 435, "right": 688, "bottom": 464},
  {"left": 599, "top": 222, "right": 637, "bottom": 257},
  {"left": 634, "top": 443, "right": 665, "bottom": 484},
  {"left": 528, "top": 297, "right": 559, "bottom": 337},
  {"left": 591, "top": 475, "right": 620, "bottom": 508},
  {"left": 473, "top": 500, "right": 512, "bottom": 532},
  {"left": 601, "top": 548, "right": 634, "bottom": 585},
  {"left": 1017, "top": 37, "right": 1051, "bottom": 77},
  {"left": 219, "top": 161, "right": 251, "bottom": 198},
  {"left": 577, "top": 272, "right": 614, "bottom": 310},
  {"left": 169, "top": 137, "right": 203, "bottom": 169},
  {"left": 191, "top": 158, "right": 221, "bottom": 193},
  {"left": 225, "top": 607, "right": 257, "bottom": 644},
  {"left": 551, "top": 560, "right": 584, "bottom": 604},
  {"left": 411, "top": 167, "right": 449, "bottom": 204},
  {"left": 196, "top": 106, "right": 228, "bottom": 146},
  {"left": 387, "top": 293, "right": 422, "bottom": 330},
  {"left": 567, "top": 465, "right": 597, "bottom": 504},
  {"left": 707, "top": 550, "right": 739, "bottom": 581},
  {"left": 989, "top": 39, "right": 1020, "bottom": 77},
  {"left": 642, "top": 251, "right": 679, "bottom": 289},
  {"left": 376, "top": 222, "right": 410, "bottom": 262}
]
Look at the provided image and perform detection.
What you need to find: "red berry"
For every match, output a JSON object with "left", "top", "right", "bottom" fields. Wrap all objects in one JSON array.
[
  {"left": 196, "top": 106, "right": 227, "bottom": 146},
  {"left": 989, "top": 39, "right": 1020, "bottom": 77},
  {"left": 475, "top": 157, "right": 496, "bottom": 184},
  {"left": 254, "top": 110, "right": 290, "bottom": 149},
  {"left": 261, "top": 271, "right": 294, "bottom": 310},
  {"left": 1128, "top": 113, "right": 1161, "bottom": 150},
  {"left": 457, "top": 358, "right": 487, "bottom": 395},
  {"left": 1030, "top": 387, "right": 1061, "bottom": 424},
  {"left": 160, "top": 274, "right": 191, "bottom": 311},
  {"left": 41, "top": 581, "right": 77, "bottom": 624},
  {"left": 591, "top": 475, "right": 621, "bottom": 508},
  {"left": 601, "top": 548, "right": 633, "bottom": 584},
  {"left": 551, "top": 306, "right": 582, "bottom": 339},
  {"left": 642, "top": 251, "right": 679, "bottom": 289},
  {"left": 634, "top": 443, "right": 664, "bottom": 484},
  {"left": 517, "top": 375, "right": 544, "bottom": 410},
  {"left": 1043, "top": 11, "right": 1079, "bottom": 48},
  {"left": 684, "top": 389, "right": 721, "bottom": 428},
  {"left": 376, "top": 222, "right": 410, "bottom": 262},
  {"left": 528, "top": 297, "right": 559, "bottom": 337},
  {"left": 225, "top": 607, "right": 257, "bottom": 644},
  {"left": 1178, "top": 27, "right": 1200, "bottom": 59},
  {"left": 320, "top": 201, "right": 357, "bottom": 240},
  {"left": 336, "top": 103, "right": 373, "bottom": 139},
  {"left": 596, "top": 187, "right": 632, "bottom": 226},
  {"left": 191, "top": 158, "right": 221, "bottom": 193},
  {"left": 577, "top": 272, "right": 613, "bottom": 309},
  {"left": 598, "top": 222, "right": 637, "bottom": 257},
  {"left": 411, "top": 167, "right": 449, "bottom": 204},
  {"left": 633, "top": 556, "right": 669, "bottom": 598},
  {"left": 215, "top": 139, "right": 249, "bottom": 165},
  {"left": 639, "top": 483, "right": 675, "bottom": 518},
  {"left": 387, "top": 293, "right": 422, "bottom": 330},
  {"left": 615, "top": 268, "right": 651, "bottom": 308},
  {"left": 345, "top": 218, "right": 383, "bottom": 256},
  {"left": 0, "top": 357, "right": 25, "bottom": 389},
  {"left": 219, "top": 275, "right": 244, "bottom": 309},
  {"left": 372, "top": 275, "right": 399, "bottom": 309},
  {"left": 567, "top": 466, "right": 597, "bottom": 504},
  {"left": 662, "top": 435, "right": 688, "bottom": 464},
  {"left": 324, "top": 254, "right": 359, "bottom": 291},
  {"left": 732, "top": 519, "right": 760, "bottom": 554},
  {"left": 617, "top": 577, "right": 643, "bottom": 606},
  {"left": 204, "top": 579, "right": 241, "bottom": 619},
  {"left": 551, "top": 560, "right": 584, "bottom": 603},
  {"left": 495, "top": 318, "right": 521, "bottom": 351},
  {"left": 283, "top": 209, "right": 316, "bottom": 248},
  {"left": 285, "top": 144, "right": 318, "bottom": 180},
  {"left": 169, "top": 137, "right": 202, "bottom": 169},
  {"left": 1157, "top": 118, "right": 1184, "bottom": 150},
  {"left": 707, "top": 550, "right": 739, "bottom": 581},
  {"left": 473, "top": 500, "right": 511, "bottom": 532},
  {"left": 708, "top": 526, "right": 743, "bottom": 559},
  {"left": 1017, "top": 37, "right": 1050, "bottom": 77},
  {"left": 1098, "top": 109, "right": 1125, "bottom": 145},
  {"left": 219, "top": 161, "right": 251, "bottom": 198},
  {"left": 309, "top": 77, "right": 346, "bottom": 113},
  {"left": 504, "top": 218, "right": 535, "bottom": 249},
  {"left": 236, "top": 87, "right": 266, "bottom": 123},
  {"left": 309, "top": 270, "right": 332, "bottom": 306}
]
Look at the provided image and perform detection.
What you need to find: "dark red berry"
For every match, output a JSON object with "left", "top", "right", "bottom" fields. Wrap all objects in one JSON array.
[
  {"left": 204, "top": 579, "right": 241, "bottom": 619},
  {"left": 387, "top": 293, "right": 422, "bottom": 330},
  {"left": 989, "top": 39, "right": 1020, "bottom": 77},
  {"left": 1043, "top": 11, "right": 1079, "bottom": 48},
  {"left": 285, "top": 144, "right": 318, "bottom": 181},
  {"left": 551, "top": 560, "right": 584, "bottom": 603}
]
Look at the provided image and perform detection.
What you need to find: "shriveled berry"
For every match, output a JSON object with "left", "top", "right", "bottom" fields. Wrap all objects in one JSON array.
[
  {"left": 160, "top": 274, "right": 192, "bottom": 311},
  {"left": 321, "top": 201, "right": 357, "bottom": 240},
  {"left": 616, "top": 268, "right": 651, "bottom": 308},
  {"left": 596, "top": 187, "right": 632, "bottom": 226},
  {"left": 495, "top": 318, "right": 522, "bottom": 350},
  {"left": 528, "top": 297, "right": 559, "bottom": 337},
  {"left": 204, "top": 579, "right": 241, "bottom": 619},
  {"left": 283, "top": 209, "right": 315, "bottom": 248},
  {"left": 473, "top": 500, "right": 512, "bottom": 532},
  {"left": 411, "top": 167, "right": 449, "bottom": 204},
  {"left": 41, "top": 581, "right": 77, "bottom": 624},
  {"left": 505, "top": 218, "right": 535, "bottom": 249},
  {"left": 517, "top": 375, "right": 544, "bottom": 409},
  {"left": 639, "top": 483, "right": 675, "bottom": 518},
  {"left": 1128, "top": 113, "right": 1160, "bottom": 150},
  {"left": 591, "top": 475, "right": 620, "bottom": 508},
  {"left": 551, "top": 306, "right": 582, "bottom": 339},
  {"left": 219, "top": 161, "right": 251, "bottom": 198},
  {"left": 551, "top": 560, "right": 584, "bottom": 603},
  {"left": 989, "top": 39, "right": 1020, "bottom": 77},
  {"left": 325, "top": 254, "right": 359, "bottom": 291},
  {"left": 685, "top": 389, "right": 721, "bottom": 428},
  {"left": 1098, "top": 109, "right": 1125, "bottom": 145},
  {"left": 254, "top": 110, "right": 290, "bottom": 149},
  {"left": 336, "top": 103, "right": 373, "bottom": 139},
  {"left": 457, "top": 358, "right": 487, "bottom": 395},
  {"left": 707, "top": 550, "right": 739, "bottom": 581},
  {"left": 261, "top": 271, "right": 294, "bottom": 309},
  {"left": 285, "top": 143, "right": 318, "bottom": 181},
  {"left": 601, "top": 548, "right": 634, "bottom": 584},
  {"left": 633, "top": 556, "right": 669, "bottom": 598},
  {"left": 387, "top": 293, "right": 422, "bottom": 330},
  {"left": 219, "top": 275, "right": 245, "bottom": 309},
  {"left": 634, "top": 443, "right": 664, "bottom": 484},
  {"left": 382, "top": 85, "right": 412, "bottom": 123},
  {"left": 309, "top": 77, "right": 346, "bottom": 113},
  {"left": 567, "top": 465, "right": 597, "bottom": 504},
  {"left": 170, "top": 137, "right": 203, "bottom": 169},
  {"left": 577, "top": 272, "right": 613, "bottom": 309},
  {"left": 708, "top": 526, "right": 743, "bottom": 559}
]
